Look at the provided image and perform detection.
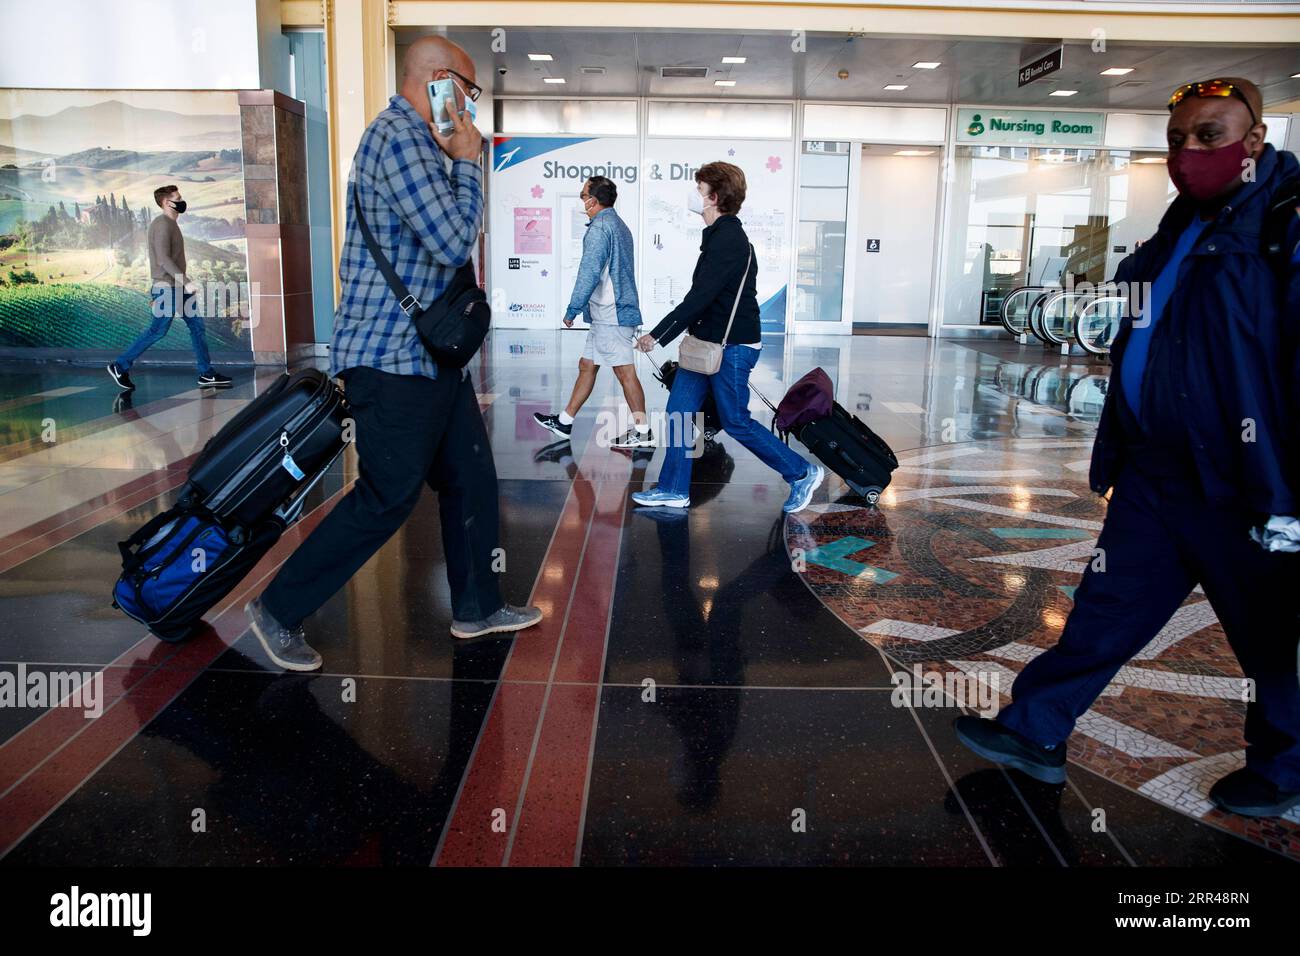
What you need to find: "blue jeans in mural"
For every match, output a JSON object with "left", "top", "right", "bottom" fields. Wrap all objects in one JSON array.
[{"left": 116, "top": 286, "right": 213, "bottom": 375}]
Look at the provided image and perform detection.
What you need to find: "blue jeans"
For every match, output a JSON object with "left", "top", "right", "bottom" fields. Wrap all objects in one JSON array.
[
  {"left": 116, "top": 287, "right": 213, "bottom": 375},
  {"left": 998, "top": 464, "right": 1300, "bottom": 789},
  {"left": 656, "top": 344, "right": 809, "bottom": 497}
]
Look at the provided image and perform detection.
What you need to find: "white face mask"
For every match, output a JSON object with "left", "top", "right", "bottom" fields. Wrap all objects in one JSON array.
[{"left": 687, "top": 185, "right": 706, "bottom": 216}]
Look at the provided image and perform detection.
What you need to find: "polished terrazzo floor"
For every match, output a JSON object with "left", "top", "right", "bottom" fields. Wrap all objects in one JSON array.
[{"left": 0, "top": 333, "right": 1294, "bottom": 867}]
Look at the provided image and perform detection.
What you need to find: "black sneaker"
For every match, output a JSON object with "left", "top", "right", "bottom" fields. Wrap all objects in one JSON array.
[
  {"left": 450, "top": 603, "right": 543, "bottom": 640},
  {"left": 953, "top": 715, "right": 1067, "bottom": 784},
  {"left": 245, "top": 598, "right": 322, "bottom": 671},
  {"left": 533, "top": 438, "right": 573, "bottom": 464},
  {"left": 1208, "top": 767, "right": 1300, "bottom": 818},
  {"left": 534, "top": 412, "right": 572, "bottom": 438},
  {"left": 198, "top": 371, "right": 233, "bottom": 388},
  {"left": 107, "top": 362, "right": 135, "bottom": 391}
]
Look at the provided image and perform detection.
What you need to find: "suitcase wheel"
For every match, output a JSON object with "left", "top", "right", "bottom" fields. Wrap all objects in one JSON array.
[{"left": 847, "top": 481, "right": 883, "bottom": 506}]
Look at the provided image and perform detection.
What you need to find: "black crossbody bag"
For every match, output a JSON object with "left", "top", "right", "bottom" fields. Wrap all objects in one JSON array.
[{"left": 351, "top": 185, "right": 490, "bottom": 368}]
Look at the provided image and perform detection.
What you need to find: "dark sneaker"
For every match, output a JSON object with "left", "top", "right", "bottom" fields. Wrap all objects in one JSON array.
[
  {"left": 610, "top": 426, "right": 655, "bottom": 449},
  {"left": 533, "top": 438, "right": 573, "bottom": 464},
  {"left": 782, "top": 462, "right": 825, "bottom": 513},
  {"left": 633, "top": 505, "right": 690, "bottom": 523},
  {"left": 112, "top": 393, "right": 134, "bottom": 414},
  {"left": 953, "top": 715, "right": 1067, "bottom": 784},
  {"left": 534, "top": 412, "right": 572, "bottom": 438},
  {"left": 198, "top": 371, "right": 233, "bottom": 388},
  {"left": 107, "top": 362, "right": 135, "bottom": 391},
  {"left": 451, "top": 603, "right": 543, "bottom": 639},
  {"left": 1208, "top": 767, "right": 1300, "bottom": 818},
  {"left": 245, "top": 598, "right": 322, "bottom": 671}
]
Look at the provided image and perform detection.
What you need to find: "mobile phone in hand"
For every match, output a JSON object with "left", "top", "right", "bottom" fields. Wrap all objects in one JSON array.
[{"left": 426, "top": 78, "right": 458, "bottom": 133}]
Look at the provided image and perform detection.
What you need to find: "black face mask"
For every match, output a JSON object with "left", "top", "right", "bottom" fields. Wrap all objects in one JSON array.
[{"left": 170, "top": 199, "right": 187, "bottom": 214}]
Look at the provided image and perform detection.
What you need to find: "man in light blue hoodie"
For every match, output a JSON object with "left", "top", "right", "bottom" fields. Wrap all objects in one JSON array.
[{"left": 534, "top": 176, "right": 652, "bottom": 449}]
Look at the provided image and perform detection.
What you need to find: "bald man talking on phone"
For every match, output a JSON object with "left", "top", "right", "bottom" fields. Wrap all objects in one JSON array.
[{"left": 244, "top": 36, "right": 541, "bottom": 671}]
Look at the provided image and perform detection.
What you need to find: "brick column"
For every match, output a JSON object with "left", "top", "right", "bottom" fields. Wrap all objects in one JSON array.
[{"left": 239, "top": 90, "right": 314, "bottom": 365}]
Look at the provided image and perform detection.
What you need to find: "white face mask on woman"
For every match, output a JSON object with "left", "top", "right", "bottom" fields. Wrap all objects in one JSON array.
[{"left": 687, "top": 185, "right": 706, "bottom": 216}]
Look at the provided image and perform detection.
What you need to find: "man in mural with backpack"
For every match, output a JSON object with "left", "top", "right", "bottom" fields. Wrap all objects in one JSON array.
[{"left": 954, "top": 77, "right": 1300, "bottom": 818}]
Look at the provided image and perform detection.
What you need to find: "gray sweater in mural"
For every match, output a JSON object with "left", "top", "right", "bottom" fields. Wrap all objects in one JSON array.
[{"left": 148, "top": 216, "right": 187, "bottom": 287}]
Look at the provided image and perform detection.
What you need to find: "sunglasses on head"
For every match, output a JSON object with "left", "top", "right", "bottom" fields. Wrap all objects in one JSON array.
[{"left": 1167, "top": 79, "right": 1257, "bottom": 125}]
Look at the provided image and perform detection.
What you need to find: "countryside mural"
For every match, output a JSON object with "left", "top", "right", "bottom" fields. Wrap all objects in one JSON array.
[{"left": 0, "top": 90, "right": 250, "bottom": 351}]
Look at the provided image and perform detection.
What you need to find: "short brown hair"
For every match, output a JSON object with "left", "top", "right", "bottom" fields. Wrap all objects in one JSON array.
[
  {"left": 695, "top": 162, "right": 746, "bottom": 215},
  {"left": 153, "top": 185, "right": 179, "bottom": 208}
]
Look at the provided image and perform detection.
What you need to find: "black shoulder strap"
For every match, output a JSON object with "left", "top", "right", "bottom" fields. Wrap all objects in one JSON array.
[
  {"left": 351, "top": 182, "right": 477, "bottom": 314},
  {"left": 351, "top": 182, "right": 420, "bottom": 315}
]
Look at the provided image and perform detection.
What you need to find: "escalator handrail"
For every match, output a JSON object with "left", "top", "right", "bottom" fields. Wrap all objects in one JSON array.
[
  {"left": 1036, "top": 288, "right": 1090, "bottom": 346},
  {"left": 999, "top": 285, "right": 1050, "bottom": 337},
  {"left": 1027, "top": 288, "right": 1057, "bottom": 344},
  {"left": 1073, "top": 294, "right": 1126, "bottom": 356}
]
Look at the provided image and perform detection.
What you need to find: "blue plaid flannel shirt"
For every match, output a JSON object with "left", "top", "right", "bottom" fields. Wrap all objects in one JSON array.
[{"left": 330, "top": 94, "right": 484, "bottom": 380}]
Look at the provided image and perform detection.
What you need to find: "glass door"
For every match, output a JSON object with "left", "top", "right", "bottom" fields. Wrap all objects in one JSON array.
[{"left": 790, "top": 140, "right": 851, "bottom": 334}]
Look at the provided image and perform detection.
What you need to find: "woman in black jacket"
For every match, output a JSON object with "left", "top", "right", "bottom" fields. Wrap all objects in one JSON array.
[{"left": 633, "top": 162, "right": 823, "bottom": 513}]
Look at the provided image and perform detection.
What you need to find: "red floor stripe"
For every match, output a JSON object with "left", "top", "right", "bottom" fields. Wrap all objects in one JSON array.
[
  {"left": 0, "top": 480, "right": 353, "bottom": 857},
  {"left": 435, "top": 444, "right": 631, "bottom": 867}
]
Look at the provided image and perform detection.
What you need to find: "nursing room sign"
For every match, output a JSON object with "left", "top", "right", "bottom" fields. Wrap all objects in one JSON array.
[
  {"left": 490, "top": 135, "right": 640, "bottom": 329},
  {"left": 957, "top": 108, "right": 1104, "bottom": 147}
]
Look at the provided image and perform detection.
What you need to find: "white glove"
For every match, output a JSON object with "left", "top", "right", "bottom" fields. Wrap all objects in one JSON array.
[{"left": 1250, "top": 515, "right": 1300, "bottom": 553}]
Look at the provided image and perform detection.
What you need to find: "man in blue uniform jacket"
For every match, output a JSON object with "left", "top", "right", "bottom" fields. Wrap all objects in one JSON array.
[{"left": 955, "top": 77, "right": 1300, "bottom": 818}]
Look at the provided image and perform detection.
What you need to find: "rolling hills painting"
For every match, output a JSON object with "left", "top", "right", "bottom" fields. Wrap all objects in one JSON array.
[{"left": 0, "top": 91, "right": 251, "bottom": 352}]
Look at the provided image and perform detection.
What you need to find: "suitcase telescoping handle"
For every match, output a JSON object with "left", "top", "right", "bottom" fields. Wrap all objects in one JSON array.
[
  {"left": 274, "top": 442, "right": 348, "bottom": 526},
  {"left": 745, "top": 382, "right": 787, "bottom": 442}
]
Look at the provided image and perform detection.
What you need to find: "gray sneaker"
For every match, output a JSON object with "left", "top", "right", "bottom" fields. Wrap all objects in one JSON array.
[
  {"left": 450, "top": 603, "right": 543, "bottom": 639},
  {"left": 245, "top": 598, "right": 323, "bottom": 671}
]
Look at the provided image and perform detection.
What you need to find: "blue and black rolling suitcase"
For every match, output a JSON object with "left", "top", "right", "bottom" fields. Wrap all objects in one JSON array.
[{"left": 112, "top": 368, "right": 349, "bottom": 641}]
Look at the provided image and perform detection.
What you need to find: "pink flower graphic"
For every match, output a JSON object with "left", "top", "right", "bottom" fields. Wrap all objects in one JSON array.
[
  {"left": 765, "top": 155, "right": 782, "bottom": 173},
  {"left": 530, "top": 184, "right": 544, "bottom": 198}
]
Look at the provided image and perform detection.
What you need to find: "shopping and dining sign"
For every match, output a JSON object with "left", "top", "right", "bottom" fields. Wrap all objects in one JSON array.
[{"left": 957, "top": 108, "right": 1105, "bottom": 146}]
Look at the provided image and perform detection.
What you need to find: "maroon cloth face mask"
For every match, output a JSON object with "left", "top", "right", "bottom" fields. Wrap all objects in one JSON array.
[{"left": 1168, "top": 139, "right": 1250, "bottom": 202}]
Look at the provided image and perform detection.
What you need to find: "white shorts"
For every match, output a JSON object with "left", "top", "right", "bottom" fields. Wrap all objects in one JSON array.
[{"left": 582, "top": 322, "right": 636, "bottom": 367}]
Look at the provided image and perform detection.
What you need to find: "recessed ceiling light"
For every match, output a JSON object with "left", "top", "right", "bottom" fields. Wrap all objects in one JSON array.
[
  {"left": 884, "top": 84, "right": 908, "bottom": 91},
  {"left": 894, "top": 149, "right": 935, "bottom": 156},
  {"left": 714, "top": 80, "right": 736, "bottom": 87},
  {"left": 1133, "top": 157, "right": 1167, "bottom": 164},
  {"left": 528, "top": 53, "right": 553, "bottom": 61},
  {"left": 543, "top": 77, "right": 566, "bottom": 84},
  {"left": 1100, "top": 68, "right": 1134, "bottom": 76},
  {"left": 1293, "top": 73, "right": 1300, "bottom": 79},
  {"left": 1049, "top": 90, "right": 1078, "bottom": 97},
  {"left": 721, "top": 56, "right": 747, "bottom": 64},
  {"left": 912, "top": 62, "right": 941, "bottom": 70}
]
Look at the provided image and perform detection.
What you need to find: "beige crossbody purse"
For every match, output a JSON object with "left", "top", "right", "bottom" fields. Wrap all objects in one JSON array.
[{"left": 677, "top": 244, "right": 752, "bottom": 375}]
